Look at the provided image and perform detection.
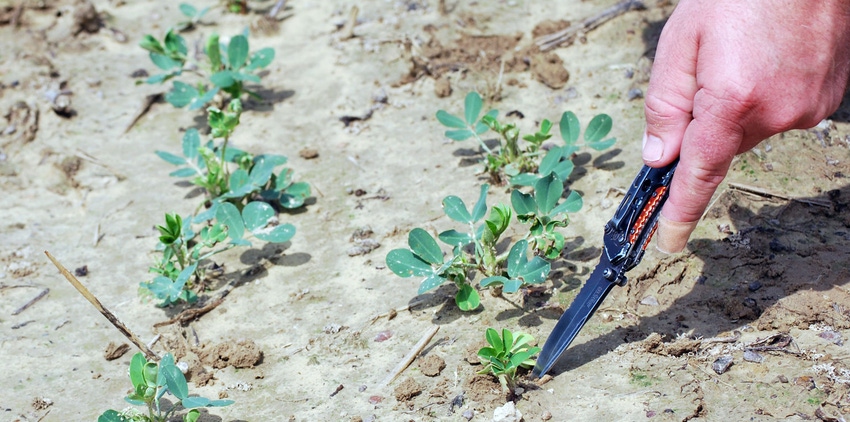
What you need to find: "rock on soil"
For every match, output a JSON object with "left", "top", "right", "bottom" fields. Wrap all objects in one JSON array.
[{"left": 493, "top": 401, "right": 522, "bottom": 422}]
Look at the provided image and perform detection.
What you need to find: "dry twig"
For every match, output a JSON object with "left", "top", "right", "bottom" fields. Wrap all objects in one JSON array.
[
  {"left": 534, "top": 0, "right": 645, "bottom": 51},
  {"left": 11, "top": 288, "right": 48, "bottom": 315},
  {"left": 45, "top": 251, "right": 158, "bottom": 360},
  {"left": 379, "top": 325, "right": 440, "bottom": 388}
]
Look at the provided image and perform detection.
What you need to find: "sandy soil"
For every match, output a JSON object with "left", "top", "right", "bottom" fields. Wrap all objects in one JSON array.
[{"left": 2, "top": 0, "right": 850, "bottom": 421}]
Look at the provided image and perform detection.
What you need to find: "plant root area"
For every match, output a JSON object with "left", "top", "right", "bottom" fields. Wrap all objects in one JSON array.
[{"left": 2, "top": 0, "right": 850, "bottom": 420}]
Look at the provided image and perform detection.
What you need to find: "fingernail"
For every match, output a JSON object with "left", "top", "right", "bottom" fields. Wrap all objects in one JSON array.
[
  {"left": 642, "top": 132, "right": 663, "bottom": 162},
  {"left": 655, "top": 215, "right": 698, "bottom": 254}
]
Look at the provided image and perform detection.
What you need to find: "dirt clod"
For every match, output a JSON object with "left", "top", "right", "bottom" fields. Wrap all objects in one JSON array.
[
  {"left": 103, "top": 342, "right": 130, "bottom": 361},
  {"left": 299, "top": 148, "right": 319, "bottom": 159},
  {"left": 418, "top": 354, "right": 446, "bottom": 377},
  {"left": 198, "top": 339, "right": 263, "bottom": 369},
  {"left": 434, "top": 77, "right": 452, "bottom": 98},
  {"left": 72, "top": 0, "right": 101, "bottom": 35},
  {"left": 531, "top": 53, "right": 569, "bottom": 89},
  {"left": 393, "top": 377, "right": 422, "bottom": 402}
]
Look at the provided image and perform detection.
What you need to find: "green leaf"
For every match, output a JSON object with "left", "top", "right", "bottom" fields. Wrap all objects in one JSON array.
[
  {"left": 502, "top": 279, "right": 523, "bottom": 293},
  {"left": 442, "top": 196, "right": 472, "bottom": 224},
  {"left": 139, "top": 35, "right": 165, "bottom": 54},
  {"left": 253, "top": 223, "right": 295, "bottom": 243},
  {"left": 166, "top": 81, "right": 199, "bottom": 108},
  {"left": 209, "top": 399, "right": 235, "bottom": 407},
  {"left": 206, "top": 33, "right": 222, "bottom": 70},
  {"left": 506, "top": 240, "right": 529, "bottom": 278},
  {"left": 182, "top": 128, "right": 201, "bottom": 160},
  {"left": 477, "top": 347, "right": 498, "bottom": 361},
  {"left": 550, "top": 190, "right": 583, "bottom": 215},
  {"left": 484, "top": 204, "right": 511, "bottom": 238},
  {"left": 438, "top": 229, "right": 473, "bottom": 247},
  {"left": 228, "top": 35, "right": 250, "bottom": 69},
  {"left": 509, "top": 348, "right": 539, "bottom": 368},
  {"left": 143, "top": 361, "right": 159, "bottom": 387},
  {"left": 534, "top": 173, "right": 563, "bottom": 215},
  {"left": 485, "top": 328, "right": 503, "bottom": 353},
  {"left": 128, "top": 353, "right": 146, "bottom": 390},
  {"left": 559, "top": 111, "right": 580, "bottom": 145},
  {"left": 145, "top": 72, "right": 171, "bottom": 84},
  {"left": 242, "top": 201, "right": 274, "bottom": 232},
  {"left": 475, "top": 110, "right": 498, "bottom": 134},
  {"left": 585, "top": 114, "right": 612, "bottom": 143},
  {"left": 150, "top": 52, "right": 183, "bottom": 71},
  {"left": 538, "top": 147, "right": 566, "bottom": 177},
  {"left": 456, "top": 284, "right": 480, "bottom": 311},
  {"left": 510, "top": 190, "right": 537, "bottom": 215},
  {"left": 471, "top": 184, "right": 488, "bottom": 222},
  {"left": 250, "top": 155, "right": 286, "bottom": 187},
  {"left": 98, "top": 410, "right": 124, "bottom": 422},
  {"left": 221, "top": 168, "right": 255, "bottom": 199},
  {"left": 231, "top": 71, "right": 261, "bottom": 83},
  {"left": 210, "top": 71, "right": 236, "bottom": 88},
  {"left": 188, "top": 87, "right": 218, "bottom": 110},
  {"left": 386, "top": 249, "right": 433, "bottom": 277},
  {"left": 179, "top": 3, "right": 197, "bottom": 17},
  {"left": 181, "top": 396, "right": 210, "bottom": 408},
  {"left": 184, "top": 409, "right": 200, "bottom": 422},
  {"left": 516, "top": 256, "right": 550, "bottom": 284},
  {"left": 408, "top": 228, "right": 443, "bottom": 265},
  {"left": 216, "top": 202, "right": 244, "bottom": 240},
  {"left": 418, "top": 272, "right": 447, "bottom": 294},
  {"left": 169, "top": 167, "right": 197, "bottom": 178},
  {"left": 588, "top": 137, "right": 616, "bottom": 151},
  {"left": 162, "top": 364, "right": 189, "bottom": 400},
  {"left": 552, "top": 158, "right": 575, "bottom": 181},
  {"left": 435, "top": 110, "right": 467, "bottom": 129},
  {"left": 509, "top": 173, "right": 539, "bottom": 187},
  {"left": 164, "top": 30, "right": 188, "bottom": 56},
  {"left": 444, "top": 129, "right": 474, "bottom": 141},
  {"left": 480, "top": 275, "right": 509, "bottom": 288},
  {"left": 464, "top": 92, "right": 483, "bottom": 126},
  {"left": 156, "top": 150, "right": 186, "bottom": 166},
  {"left": 247, "top": 47, "right": 275, "bottom": 70}
]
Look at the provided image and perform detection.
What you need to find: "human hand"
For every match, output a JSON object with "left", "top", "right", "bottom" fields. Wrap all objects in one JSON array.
[{"left": 643, "top": 0, "right": 850, "bottom": 253}]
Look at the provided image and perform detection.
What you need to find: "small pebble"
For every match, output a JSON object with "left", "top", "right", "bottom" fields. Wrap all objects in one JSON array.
[
  {"left": 373, "top": 330, "right": 393, "bottom": 342},
  {"left": 748, "top": 281, "right": 762, "bottom": 292},
  {"left": 462, "top": 409, "right": 474, "bottom": 420},
  {"left": 541, "top": 410, "right": 552, "bottom": 420},
  {"left": 819, "top": 330, "right": 843, "bottom": 345},
  {"left": 743, "top": 350, "right": 764, "bottom": 363},
  {"left": 640, "top": 296, "right": 659, "bottom": 306},
  {"left": 358, "top": 385, "right": 367, "bottom": 392},
  {"left": 368, "top": 395, "right": 383, "bottom": 404},
  {"left": 646, "top": 410, "right": 656, "bottom": 417},
  {"left": 627, "top": 88, "right": 644, "bottom": 101},
  {"left": 712, "top": 355, "right": 734, "bottom": 374}
]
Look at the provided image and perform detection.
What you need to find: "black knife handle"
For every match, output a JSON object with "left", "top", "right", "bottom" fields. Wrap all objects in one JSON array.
[{"left": 603, "top": 159, "right": 678, "bottom": 273}]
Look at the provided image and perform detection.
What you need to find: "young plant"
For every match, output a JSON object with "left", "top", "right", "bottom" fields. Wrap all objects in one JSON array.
[
  {"left": 148, "top": 100, "right": 308, "bottom": 305},
  {"left": 139, "top": 30, "right": 275, "bottom": 109},
  {"left": 479, "top": 239, "right": 550, "bottom": 294},
  {"left": 155, "top": 99, "right": 310, "bottom": 212},
  {"left": 436, "top": 92, "right": 616, "bottom": 185},
  {"left": 477, "top": 328, "right": 540, "bottom": 392},
  {"left": 385, "top": 228, "right": 480, "bottom": 311},
  {"left": 511, "top": 173, "right": 583, "bottom": 259},
  {"left": 98, "top": 352, "right": 232, "bottom": 422},
  {"left": 175, "top": 3, "right": 210, "bottom": 31}
]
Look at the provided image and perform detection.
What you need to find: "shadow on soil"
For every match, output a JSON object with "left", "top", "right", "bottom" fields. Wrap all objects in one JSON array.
[{"left": 546, "top": 181, "right": 850, "bottom": 376}]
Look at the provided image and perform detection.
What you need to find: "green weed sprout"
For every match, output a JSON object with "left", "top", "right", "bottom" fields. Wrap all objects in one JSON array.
[
  {"left": 436, "top": 92, "right": 616, "bottom": 185},
  {"left": 175, "top": 3, "right": 210, "bottom": 31},
  {"left": 98, "top": 352, "right": 232, "bottom": 422},
  {"left": 477, "top": 328, "right": 540, "bottom": 392},
  {"left": 511, "top": 173, "right": 583, "bottom": 259},
  {"left": 139, "top": 29, "right": 274, "bottom": 109}
]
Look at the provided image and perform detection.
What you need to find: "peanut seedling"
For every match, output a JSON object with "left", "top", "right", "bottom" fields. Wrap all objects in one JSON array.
[
  {"left": 477, "top": 328, "right": 539, "bottom": 392},
  {"left": 98, "top": 353, "right": 232, "bottom": 422}
]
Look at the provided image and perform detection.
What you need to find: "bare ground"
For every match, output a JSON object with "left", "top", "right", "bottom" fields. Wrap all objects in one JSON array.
[{"left": 2, "top": 1, "right": 850, "bottom": 421}]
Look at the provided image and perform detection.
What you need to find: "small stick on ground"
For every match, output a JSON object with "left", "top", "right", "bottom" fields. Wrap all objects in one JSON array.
[
  {"left": 11, "top": 288, "right": 49, "bottom": 315},
  {"left": 338, "top": 5, "right": 359, "bottom": 41},
  {"left": 44, "top": 251, "right": 158, "bottom": 361},
  {"left": 379, "top": 325, "right": 440, "bottom": 388},
  {"left": 369, "top": 298, "right": 426, "bottom": 324},
  {"left": 728, "top": 182, "right": 832, "bottom": 208},
  {"left": 267, "top": 0, "right": 286, "bottom": 18},
  {"left": 535, "top": 0, "right": 645, "bottom": 51},
  {"left": 123, "top": 93, "right": 161, "bottom": 134}
]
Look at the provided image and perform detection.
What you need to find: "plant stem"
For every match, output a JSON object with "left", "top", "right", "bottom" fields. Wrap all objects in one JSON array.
[{"left": 471, "top": 129, "right": 495, "bottom": 155}]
